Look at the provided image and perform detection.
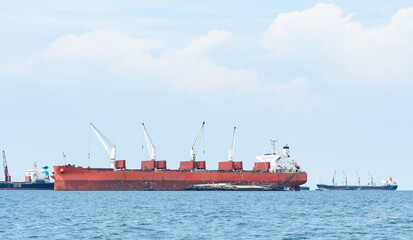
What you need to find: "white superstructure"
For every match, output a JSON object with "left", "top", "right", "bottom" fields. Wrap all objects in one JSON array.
[
  {"left": 25, "top": 162, "right": 50, "bottom": 183},
  {"left": 381, "top": 177, "right": 397, "bottom": 186},
  {"left": 256, "top": 139, "right": 303, "bottom": 173}
]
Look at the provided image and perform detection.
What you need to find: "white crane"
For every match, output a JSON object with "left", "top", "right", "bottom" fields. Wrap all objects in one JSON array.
[
  {"left": 190, "top": 122, "right": 205, "bottom": 161},
  {"left": 142, "top": 123, "right": 156, "bottom": 161},
  {"left": 228, "top": 127, "right": 236, "bottom": 161},
  {"left": 90, "top": 122, "right": 116, "bottom": 170},
  {"left": 342, "top": 171, "right": 347, "bottom": 185}
]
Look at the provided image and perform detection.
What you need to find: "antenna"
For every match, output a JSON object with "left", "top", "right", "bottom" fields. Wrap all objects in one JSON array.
[
  {"left": 269, "top": 138, "right": 277, "bottom": 154},
  {"left": 63, "top": 152, "right": 68, "bottom": 165}
]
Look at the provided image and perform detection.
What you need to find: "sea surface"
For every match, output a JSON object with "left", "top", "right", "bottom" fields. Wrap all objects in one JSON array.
[{"left": 1, "top": 190, "right": 412, "bottom": 239}]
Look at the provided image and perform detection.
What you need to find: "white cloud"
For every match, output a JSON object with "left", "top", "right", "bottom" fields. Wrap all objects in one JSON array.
[
  {"left": 0, "top": 29, "right": 258, "bottom": 91},
  {"left": 260, "top": 77, "right": 334, "bottom": 116},
  {"left": 2, "top": 29, "right": 165, "bottom": 79},
  {"left": 261, "top": 3, "right": 413, "bottom": 85},
  {"left": 1, "top": 29, "right": 332, "bottom": 115},
  {"left": 44, "top": 29, "right": 165, "bottom": 59}
]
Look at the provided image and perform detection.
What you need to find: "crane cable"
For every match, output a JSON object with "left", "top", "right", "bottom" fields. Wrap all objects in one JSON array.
[
  {"left": 202, "top": 122, "right": 206, "bottom": 157},
  {"left": 88, "top": 124, "right": 91, "bottom": 166}
]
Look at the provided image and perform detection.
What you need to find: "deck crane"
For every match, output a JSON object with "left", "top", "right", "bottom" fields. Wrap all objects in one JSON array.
[
  {"left": 228, "top": 127, "right": 236, "bottom": 161},
  {"left": 368, "top": 171, "right": 374, "bottom": 186},
  {"left": 3, "top": 151, "right": 11, "bottom": 182},
  {"left": 90, "top": 123, "right": 116, "bottom": 170},
  {"left": 332, "top": 170, "right": 336, "bottom": 185},
  {"left": 142, "top": 123, "right": 156, "bottom": 161},
  {"left": 190, "top": 122, "right": 205, "bottom": 161},
  {"left": 355, "top": 171, "right": 360, "bottom": 185}
]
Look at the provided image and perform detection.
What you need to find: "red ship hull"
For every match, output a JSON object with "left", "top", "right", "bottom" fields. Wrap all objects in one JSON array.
[{"left": 53, "top": 165, "right": 307, "bottom": 191}]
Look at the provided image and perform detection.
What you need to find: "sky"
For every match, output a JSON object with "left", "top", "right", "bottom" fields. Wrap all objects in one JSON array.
[{"left": 1, "top": 1, "right": 412, "bottom": 189}]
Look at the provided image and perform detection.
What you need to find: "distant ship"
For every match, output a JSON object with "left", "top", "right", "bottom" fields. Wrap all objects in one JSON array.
[
  {"left": 1, "top": 151, "right": 54, "bottom": 190},
  {"left": 316, "top": 170, "right": 397, "bottom": 191},
  {"left": 53, "top": 123, "right": 307, "bottom": 191}
]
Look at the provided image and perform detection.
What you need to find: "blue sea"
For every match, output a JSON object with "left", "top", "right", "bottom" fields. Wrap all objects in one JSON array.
[{"left": 1, "top": 191, "right": 412, "bottom": 239}]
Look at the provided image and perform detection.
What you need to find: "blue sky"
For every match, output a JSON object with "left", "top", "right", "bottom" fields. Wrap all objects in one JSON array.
[{"left": 1, "top": 1, "right": 412, "bottom": 189}]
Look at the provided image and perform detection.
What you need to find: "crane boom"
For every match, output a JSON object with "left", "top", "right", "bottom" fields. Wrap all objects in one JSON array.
[
  {"left": 142, "top": 123, "right": 156, "bottom": 160},
  {"left": 90, "top": 123, "right": 116, "bottom": 169},
  {"left": 190, "top": 122, "right": 205, "bottom": 161},
  {"left": 228, "top": 126, "right": 236, "bottom": 161},
  {"left": 3, "top": 151, "right": 10, "bottom": 182}
]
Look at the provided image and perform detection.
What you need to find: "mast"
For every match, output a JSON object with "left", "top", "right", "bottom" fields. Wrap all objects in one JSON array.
[
  {"left": 62, "top": 152, "right": 68, "bottom": 165},
  {"left": 228, "top": 126, "right": 236, "bottom": 161},
  {"left": 3, "top": 151, "right": 10, "bottom": 182},
  {"left": 142, "top": 123, "right": 156, "bottom": 161},
  {"left": 269, "top": 138, "right": 277, "bottom": 154},
  {"left": 90, "top": 123, "right": 116, "bottom": 169},
  {"left": 270, "top": 137, "right": 278, "bottom": 154},
  {"left": 190, "top": 122, "right": 205, "bottom": 161},
  {"left": 355, "top": 171, "right": 360, "bottom": 185}
]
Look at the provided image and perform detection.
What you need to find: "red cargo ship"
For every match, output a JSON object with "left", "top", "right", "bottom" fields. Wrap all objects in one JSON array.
[
  {"left": 53, "top": 123, "right": 307, "bottom": 191},
  {"left": 53, "top": 165, "right": 307, "bottom": 191}
]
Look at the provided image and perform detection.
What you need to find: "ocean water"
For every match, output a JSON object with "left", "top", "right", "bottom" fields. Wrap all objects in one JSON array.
[{"left": 1, "top": 191, "right": 412, "bottom": 239}]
